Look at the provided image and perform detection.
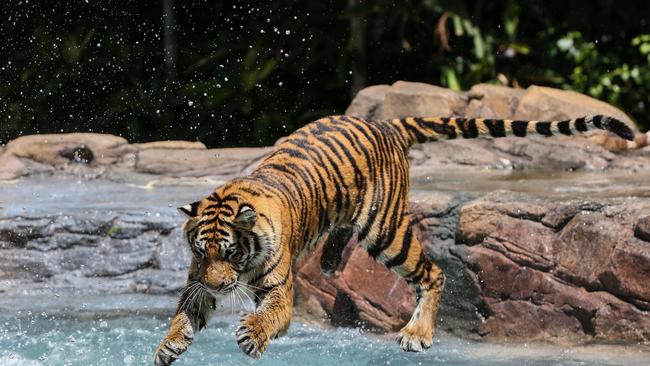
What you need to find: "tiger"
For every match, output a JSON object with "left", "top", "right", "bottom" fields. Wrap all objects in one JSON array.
[{"left": 153, "top": 114, "right": 634, "bottom": 365}]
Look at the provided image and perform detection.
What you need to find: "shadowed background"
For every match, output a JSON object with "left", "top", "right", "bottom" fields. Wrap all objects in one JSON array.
[{"left": 1, "top": 0, "right": 649, "bottom": 147}]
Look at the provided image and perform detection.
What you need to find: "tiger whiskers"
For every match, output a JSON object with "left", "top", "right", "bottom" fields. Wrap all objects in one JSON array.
[
  {"left": 236, "top": 282, "right": 263, "bottom": 306},
  {"left": 236, "top": 281, "right": 267, "bottom": 293},
  {"left": 235, "top": 286, "right": 255, "bottom": 312},
  {"left": 232, "top": 286, "right": 248, "bottom": 313}
]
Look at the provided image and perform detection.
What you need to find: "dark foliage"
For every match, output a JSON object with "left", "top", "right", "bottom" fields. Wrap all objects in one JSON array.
[{"left": 1, "top": 0, "right": 648, "bottom": 147}]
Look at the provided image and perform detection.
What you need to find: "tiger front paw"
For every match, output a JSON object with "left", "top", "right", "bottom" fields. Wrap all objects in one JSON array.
[
  {"left": 236, "top": 313, "right": 269, "bottom": 358},
  {"left": 153, "top": 338, "right": 187, "bottom": 366}
]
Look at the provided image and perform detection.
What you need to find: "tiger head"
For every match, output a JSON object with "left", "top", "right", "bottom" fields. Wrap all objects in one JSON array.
[{"left": 177, "top": 184, "right": 277, "bottom": 295}]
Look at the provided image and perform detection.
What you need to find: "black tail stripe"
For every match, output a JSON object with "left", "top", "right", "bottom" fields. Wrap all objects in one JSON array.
[
  {"left": 404, "top": 121, "right": 429, "bottom": 143},
  {"left": 535, "top": 122, "right": 553, "bottom": 136},
  {"left": 459, "top": 118, "right": 479, "bottom": 138},
  {"left": 438, "top": 118, "right": 457, "bottom": 139},
  {"left": 557, "top": 120, "right": 573, "bottom": 135},
  {"left": 415, "top": 117, "right": 456, "bottom": 140},
  {"left": 511, "top": 120, "right": 528, "bottom": 137},
  {"left": 484, "top": 119, "right": 506, "bottom": 137},
  {"left": 592, "top": 115, "right": 603, "bottom": 129},
  {"left": 574, "top": 117, "right": 588, "bottom": 132}
]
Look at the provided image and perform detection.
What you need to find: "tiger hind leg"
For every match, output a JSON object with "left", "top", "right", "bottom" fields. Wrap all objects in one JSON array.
[
  {"left": 319, "top": 226, "right": 354, "bottom": 276},
  {"left": 371, "top": 221, "right": 445, "bottom": 352}
]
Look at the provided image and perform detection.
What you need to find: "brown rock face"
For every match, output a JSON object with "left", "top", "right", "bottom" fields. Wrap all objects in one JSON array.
[
  {"left": 296, "top": 239, "right": 414, "bottom": 331},
  {"left": 454, "top": 193, "right": 650, "bottom": 341},
  {"left": 295, "top": 191, "right": 650, "bottom": 343}
]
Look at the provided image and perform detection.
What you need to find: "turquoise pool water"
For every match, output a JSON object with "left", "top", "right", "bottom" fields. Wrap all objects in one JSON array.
[{"left": 1, "top": 301, "right": 648, "bottom": 366}]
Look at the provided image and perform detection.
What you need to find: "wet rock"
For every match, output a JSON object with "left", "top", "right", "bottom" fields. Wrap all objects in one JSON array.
[
  {"left": 296, "top": 191, "right": 485, "bottom": 336},
  {"left": 0, "top": 209, "right": 188, "bottom": 296},
  {"left": 296, "top": 239, "right": 415, "bottom": 332},
  {"left": 59, "top": 144, "right": 94, "bottom": 164},
  {"left": 454, "top": 193, "right": 650, "bottom": 342}
]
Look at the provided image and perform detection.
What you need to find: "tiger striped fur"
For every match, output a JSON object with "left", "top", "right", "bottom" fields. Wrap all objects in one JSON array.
[{"left": 153, "top": 114, "right": 634, "bottom": 365}]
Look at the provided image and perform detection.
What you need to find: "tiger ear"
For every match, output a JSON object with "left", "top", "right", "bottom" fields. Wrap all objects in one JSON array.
[
  {"left": 234, "top": 205, "right": 256, "bottom": 229},
  {"left": 178, "top": 201, "right": 201, "bottom": 219}
]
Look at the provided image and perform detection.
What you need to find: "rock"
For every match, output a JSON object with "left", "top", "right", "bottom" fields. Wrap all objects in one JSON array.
[
  {"left": 133, "top": 140, "right": 207, "bottom": 150},
  {"left": 0, "top": 208, "right": 187, "bottom": 296},
  {"left": 454, "top": 193, "right": 650, "bottom": 341},
  {"left": 491, "top": 136, "right": 612, "bottom": 170},
  {"left": 134, "top": 147, "right": 271, "bottom": 177},
  {"left": 514, "top": 85, "right": 639, "bottom": 132},
  {"left": 345, "top": 84, "right": 390, "bottom": 120},
  {"left": 4, "top": 133, "right": 132, "bottom": 168},
  {"left": 0, "top": 154, "right": 26, "bottom": 180},
  {"left": 296, "top": 190, "right": 650, "bottom": 343},
  {"left": 635, "top": 216, "right": 650, "bottom": 242},
  {"left": 466, "top": 83, "right": 525, "bottom": 118},
  {"left": 296, "top": 239, "right": 414, "bottom": 331},
  {"left": 378, "top": 81, "right": 467, "bottom": 119},
  {"left": 296, "top": 191, "right": 486, "bottom": 336}
]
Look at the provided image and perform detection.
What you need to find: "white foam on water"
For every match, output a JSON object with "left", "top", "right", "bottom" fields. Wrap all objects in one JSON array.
[{"left": 0, "top": 353, "right": 43, "bottom": 366}]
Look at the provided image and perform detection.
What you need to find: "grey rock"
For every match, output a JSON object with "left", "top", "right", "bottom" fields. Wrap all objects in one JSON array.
[{"left": 345, "top": 84, "right": 390, "bottom": 120}]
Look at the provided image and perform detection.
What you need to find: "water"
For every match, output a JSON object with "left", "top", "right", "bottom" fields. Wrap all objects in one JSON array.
[
  {"left": 412, "top": 168, "right": 650, "bottom": 198},
  {"left": 2, "top": 169, "right": 650, "bottom": 219},
  {"left": 2, "top": 174, "right": 649, "bottom": 365},
  {"left": 0, "top": 296, "right": 648, "bottom": 366}
]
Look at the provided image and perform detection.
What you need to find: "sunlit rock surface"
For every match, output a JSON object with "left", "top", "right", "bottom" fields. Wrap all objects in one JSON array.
[{"left": 1, "top": 81, "right": 649, "bottom": 345}]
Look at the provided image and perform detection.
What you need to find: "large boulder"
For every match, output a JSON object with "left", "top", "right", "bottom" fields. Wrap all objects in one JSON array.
[
  {"left": 465, "top": 83, "right": 525, "bottom": 118},
  {"left": 378, "top": 81, "right": 467, "bottom": 120},
  {"left": 3, "top": 133, "right": 132, "bottom": 167},
  {"left": 345, "top": 84, "right": 390, "bottom": 120},
  {"left": 514, "top": 86, "right": 638, "bottom": 132},
  {"left": 134, "top": 147, "right": 271, "bottom": 177}
]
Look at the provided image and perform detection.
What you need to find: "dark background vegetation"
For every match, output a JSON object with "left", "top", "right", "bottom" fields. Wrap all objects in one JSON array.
[{"left": 1, "top": 0, "right": 649, "bottom": 147}]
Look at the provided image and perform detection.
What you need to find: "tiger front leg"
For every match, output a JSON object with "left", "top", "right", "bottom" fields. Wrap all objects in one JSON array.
[
  {"left": 153, "top": 287, "right": 214, "bottom": 366},
  {"left": 236, "top": 270, "right": 293, "bottom": 358},
  {"left": 153, "top": 311, "right": 196, "bottom": 366}
]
